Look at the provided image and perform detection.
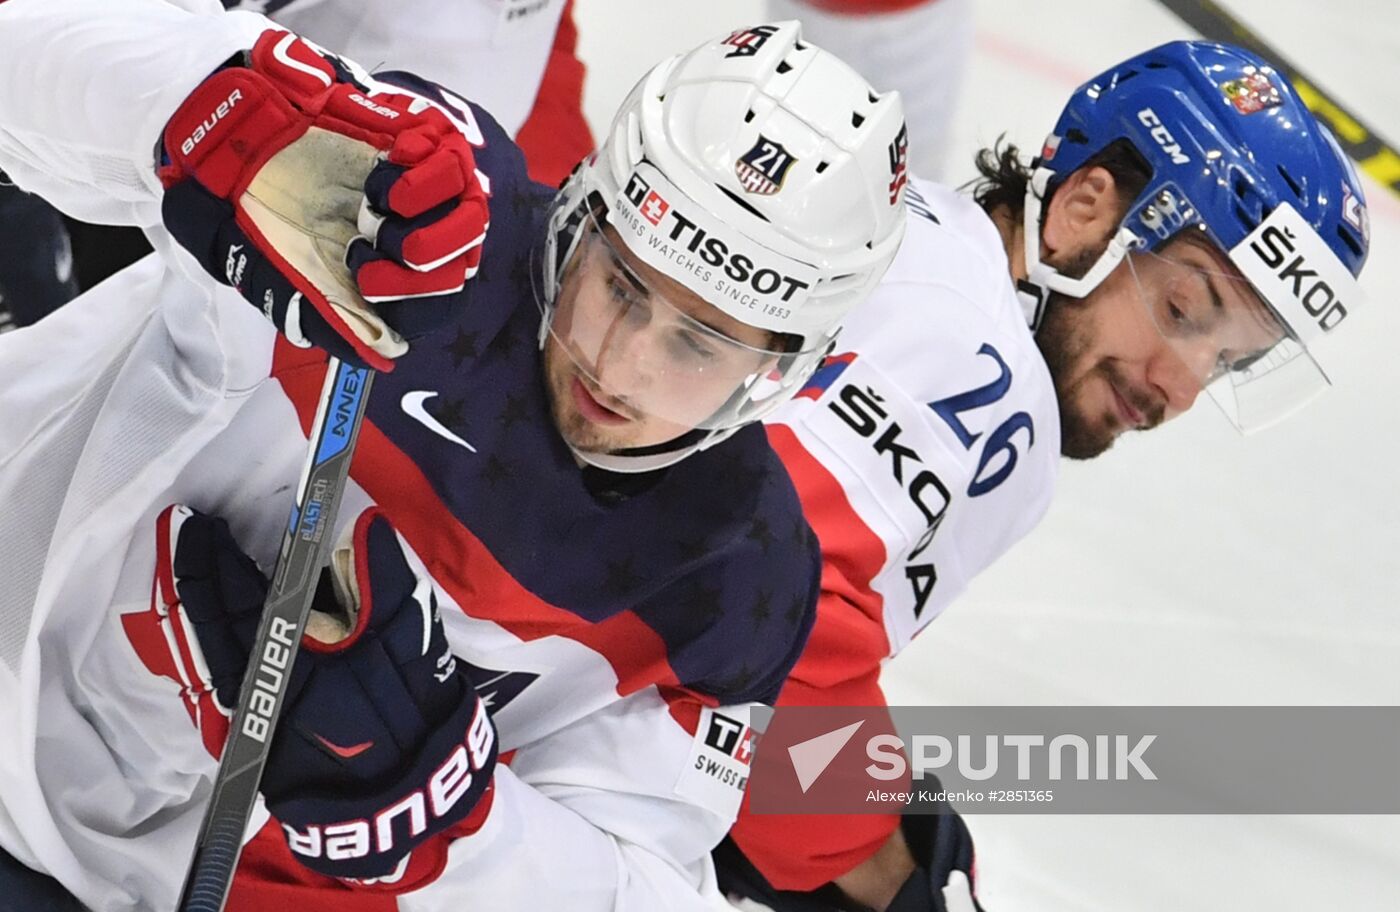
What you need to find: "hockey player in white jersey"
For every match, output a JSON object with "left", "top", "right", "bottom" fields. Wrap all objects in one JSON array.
[
  {"left": 720, "top": 40, "right": 1373, "bottom": 912},
  {"left": 0, "top": 3, "right": 909, "bottom": 910}
]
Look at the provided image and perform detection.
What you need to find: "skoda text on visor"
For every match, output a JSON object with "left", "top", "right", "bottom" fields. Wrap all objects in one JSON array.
[
  {"left": 547, "top": 214, "right": 815, "bottom": 432},
  {"left": 1124, "top": 204, "right": 1358, "bottom": 433}
]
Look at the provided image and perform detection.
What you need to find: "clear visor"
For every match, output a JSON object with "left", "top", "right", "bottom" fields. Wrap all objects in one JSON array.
[
  {"left": 545, "top": 210, "right": 822, "bottom": 432},
  {"left": 1125, "top": 233, "right": 1329, "bottom": 432}
]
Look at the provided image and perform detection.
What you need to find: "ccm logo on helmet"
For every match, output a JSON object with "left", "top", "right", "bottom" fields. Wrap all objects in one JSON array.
[
  {"left": 623, "top": 172, "right": 811, "bottom": 303},
  {"left": 1249, "top": 224, "right": 1348, "bottom": 331},
  {"left": 282, "top": 699, "right": 495, "bottom": 862},
  {"left": 1137, "top": 108, "right": 1190, "bottom": 165}
]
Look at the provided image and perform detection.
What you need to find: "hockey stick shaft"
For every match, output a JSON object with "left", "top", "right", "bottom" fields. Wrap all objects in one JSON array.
[
  {"left": 1155, "top": 0, "right": 1400, "bottom": 200},
  {"left": 177, "top": 358, "right": 374, "bottom": 912}
]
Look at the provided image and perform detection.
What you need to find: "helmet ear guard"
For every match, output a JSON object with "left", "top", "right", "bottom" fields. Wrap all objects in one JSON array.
[{"left": 1018, "top": 164, "right": 1144, "bottom": 331}]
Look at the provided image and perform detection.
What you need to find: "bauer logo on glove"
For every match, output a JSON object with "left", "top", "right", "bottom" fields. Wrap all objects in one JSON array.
[
  {"left": 138, "top": 503, "right": 498, "bottom": 882},
  {"left": 158, "top": 30, "right": 490, "bottom": 371}
]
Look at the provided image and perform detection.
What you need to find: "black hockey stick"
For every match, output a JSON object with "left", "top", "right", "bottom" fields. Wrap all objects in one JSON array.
[
  {"left": 177, "top": 358, "right": 374, "bottom": 912},
  {"left": 1155, "top": 0, "right": 1400, "bottom": 200}
]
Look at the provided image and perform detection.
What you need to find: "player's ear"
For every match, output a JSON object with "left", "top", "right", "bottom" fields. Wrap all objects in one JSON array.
[{"left": 1041, "top": 165, "right": 1122, "bottom": 257}]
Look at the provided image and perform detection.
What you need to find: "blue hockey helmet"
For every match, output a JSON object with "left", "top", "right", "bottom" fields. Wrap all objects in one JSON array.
[{"left": 1021, "top": 40, "right": 1370, "bottom": 431}]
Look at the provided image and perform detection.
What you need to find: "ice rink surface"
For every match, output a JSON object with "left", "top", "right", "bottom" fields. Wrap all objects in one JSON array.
[{"left": 572, "top": 2, "right": 1400, "bottom": 909}]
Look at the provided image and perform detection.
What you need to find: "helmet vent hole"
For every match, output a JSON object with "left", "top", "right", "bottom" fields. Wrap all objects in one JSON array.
[
  {"left": 1065, "top": 128, "right": 1089, "bottom": 145},
  {"left": 815, "top": 160, "right": 829, "bottom": 174},
  {"left": 717, "top": 185, "right": 770, "bottom": 222},
  {"left": 795, "top": 40, "right": 808, "bottom": 50},
  {"left": 868, "top": 91, "right": 879, "bottom": 104},
  {"left": 1144, "top": 61, "right": 1167, "bottom": 69},
  {"left": 1233, "top": 204, "right": 1258, "bottom": 230},
  {"left": 1337, "top": 225, "right": 1364, "bottom": 259},
  {"left": 743, "top": 110, "right": 755, "bottom": 124},
  {"left": 851, "top": 112, "right": 866, "bottom": 128},
  {"left": 1276, "top": 165, "right": 1304, "bottom": 199},
  {"left": 776, "top": 60, "right": 793, "bottom": 75},
  {"left": 1233, "top": 174, "right": 1250, "bottom": 198}
]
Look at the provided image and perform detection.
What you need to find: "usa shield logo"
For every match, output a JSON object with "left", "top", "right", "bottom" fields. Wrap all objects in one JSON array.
[
  {"left": 735, "top": 136, "right": 797, "bottom": 196},
  {"left": 887, "top": 124, "right": 909, "bottom": 204}
]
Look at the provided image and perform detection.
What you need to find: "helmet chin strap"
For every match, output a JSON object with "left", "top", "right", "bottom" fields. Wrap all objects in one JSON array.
[
  {"left": 569, "top": 427, "right": 736, "bottom": 474},
  {"left": 1018, "top": 166, "right": 1142, "bottom": 333}
]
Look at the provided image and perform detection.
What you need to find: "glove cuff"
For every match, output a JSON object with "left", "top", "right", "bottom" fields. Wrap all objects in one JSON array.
[{"left": 159, "top": 64, "right": 306, "bottom": 195}]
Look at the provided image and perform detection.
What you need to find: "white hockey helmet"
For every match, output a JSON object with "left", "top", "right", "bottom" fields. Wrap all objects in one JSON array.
[{"left": 538, "top": 21, "right": 908, "bottom": 471}]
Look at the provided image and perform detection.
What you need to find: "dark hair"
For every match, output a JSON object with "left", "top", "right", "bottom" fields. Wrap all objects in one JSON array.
[{"left": 964, "top": 135, "right": 1154, "bottom": 225}]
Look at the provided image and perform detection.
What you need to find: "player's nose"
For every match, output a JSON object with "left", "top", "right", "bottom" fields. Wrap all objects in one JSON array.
[
  {"left": 595, "top": 320, "right": 663, "bottom": 393},
  {"left": 1147, "top": 345, "right": 1203, "bottom": 417}
]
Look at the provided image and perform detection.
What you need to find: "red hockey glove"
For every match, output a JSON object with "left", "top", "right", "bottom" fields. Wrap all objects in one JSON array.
[{"left": 159, "top": 30, "right": 489, "bottom": 370}]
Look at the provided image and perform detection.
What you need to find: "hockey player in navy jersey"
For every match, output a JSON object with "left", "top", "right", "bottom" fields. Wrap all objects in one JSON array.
[
  {"left": 0, "top": 4, "right": 906, "bottom": 911},
  {"left": 721, "top": 40, "right": 1372, "bottom": 912}
]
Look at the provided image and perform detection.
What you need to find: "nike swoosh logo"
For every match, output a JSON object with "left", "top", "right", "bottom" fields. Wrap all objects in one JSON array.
[
  {"left": 401, "top": 391, "right": 476, "bottom": 452},
  {"left": 315, "top": 734, "right": 375, "bottom": 760}
]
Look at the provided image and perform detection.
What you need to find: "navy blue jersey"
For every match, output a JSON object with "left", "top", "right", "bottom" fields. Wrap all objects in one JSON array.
[{"left": 269, "top": 86, "right": 820, "bottom": 710}]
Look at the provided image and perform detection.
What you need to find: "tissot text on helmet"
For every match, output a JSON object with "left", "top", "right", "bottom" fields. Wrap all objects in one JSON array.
[{"left": 615, "top": 167, "right": 815, "bottom": 323}]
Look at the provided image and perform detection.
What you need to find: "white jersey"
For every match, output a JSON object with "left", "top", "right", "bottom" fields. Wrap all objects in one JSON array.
[
  {"left": 736, "top": 179, "right": 1062, "bottom": 890},
  {"left": 767, "top": 177, "right": 1061, "bottom": 659},
  {"left": 223, "top": 0, "right": 569, "bottom": 137}
]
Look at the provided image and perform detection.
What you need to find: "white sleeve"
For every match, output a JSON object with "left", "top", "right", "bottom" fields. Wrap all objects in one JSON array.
[
  {"left": 413, "top": 693, "right": 752, "bottom": 910},
  {"left": 262, "top": 0, "right": 567, "bottom": 136},
  {"left": 0, "top": 0, "right": 272, "bottom": 226}
]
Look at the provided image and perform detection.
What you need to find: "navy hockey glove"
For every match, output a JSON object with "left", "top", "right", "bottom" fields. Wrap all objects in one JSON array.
[
  {"left": 886, "top": 808, "right": 983, "bottom": 912},
  {"left": 154, "top": 504, "right": 497, "bottom": 881},
  {"left": 159, "top": 30, "right": 489, "bottom": 371}
]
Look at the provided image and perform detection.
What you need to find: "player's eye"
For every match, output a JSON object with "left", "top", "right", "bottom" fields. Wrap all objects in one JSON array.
[
  {"left": 607, "top": 275, "right": 647, "bottom": 311},
  {"left": 671, "top": 328, "right": 719, "bottom": 364},
  {"left": 1164, "top": 295, "right": 1206, "bottom": 336}
]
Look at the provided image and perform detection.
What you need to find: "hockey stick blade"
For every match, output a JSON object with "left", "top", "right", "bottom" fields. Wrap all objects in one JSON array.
[{"left": 176, "top": 358, "right": 374, "bottom": 912}]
